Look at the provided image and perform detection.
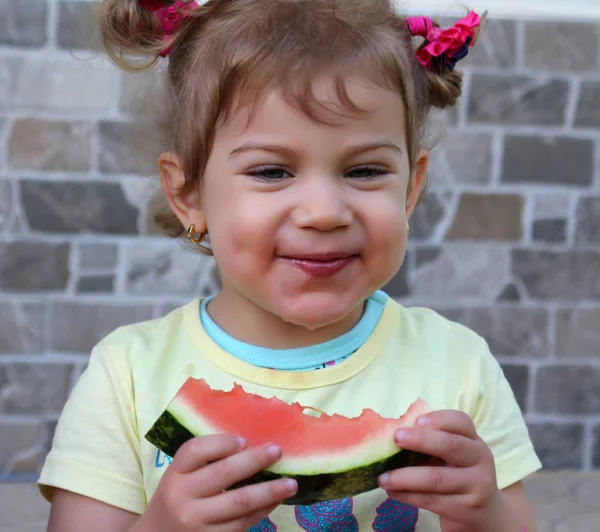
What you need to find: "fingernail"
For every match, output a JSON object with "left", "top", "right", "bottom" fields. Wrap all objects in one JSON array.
[
  {"left": 378, "top": 473, "right": 390, "bottom": 487},
  {"left": 417, "top": 416, "right": 430, "bottom": 427},
  {"left": 284, "top": 479, "right": 298, "bottom": 493},
  {"left": 267, "top": 445, "right": 282, "bottom": 458},
  {"left": 395, "top": 430, "right": 409, "bottom": 444},
  {"left": 236, "top": 436, "right": 247, "bottom": 449}
]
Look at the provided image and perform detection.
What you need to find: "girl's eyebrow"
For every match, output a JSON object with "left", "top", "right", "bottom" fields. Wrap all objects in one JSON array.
[{"left": 229, "top": 140, "right": 403, "bottom": 159}]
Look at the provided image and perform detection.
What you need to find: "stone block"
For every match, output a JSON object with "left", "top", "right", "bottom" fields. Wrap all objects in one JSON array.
[
  {"left": 0, "top": 363, "right": 73, "bottom": 415},
  {"left": 501, "top": 135, "right": 593, "bottom": 186},
  {"left": 535, "top": 365, "right": 600, "bottom": 414},
  {"left": 556, "top": 309, "right": 600, "bottom": 358},
  {"left": 125, "top": 241, "right": 218, "bottom": 296},
  {"left": 575, "top": 197, "right": 600, "bottom": 245},
  {"left": 0, "top": 0, "right": 47, "bottom": 47},
  {"left": 528, "top": 423, "right": 584, "bottom": 470},
  {"left": 0, "top": 57, "right": 116, "bottom": 112},
  {"left": 534, "top": 193, "right": 572, "bottom": 220},
  {"left": 0, "top": 302, "right": 44, "bottom": 354},
  {"left": 410, "top": 193, "right": 445, "bottom": 239},
  {"left": 468, "top": 75, "right": 568, "bottom": 126},
  {"left": 594, "top": 425, "right": 600, "bottom": 469},
  {"left": 44, "top": 420, "right": 58, "bottom": 457},
  {"left": 498, "top": 283, "right": 521, "bottom": 302},
  {"left": 98, "top": 121, "right": 162, "bottom": 176},
  {"left": 76, "top": 275, "right": 115, "bottom": 293},
  {"left": 512, "top": 250, "right": 600, "bottom": 301},
  {"left": 79, "top": 243, "right": 119, "bottom": 269},
  {"left": 0, "top": 421, "right": 41, "bottom": 477},
  {"left": 439, "top": 307, "right": 549, "bottom": 358},
  {"left": 50, "top": 302, "right": 153, "bottom": 353},
  {"left": 575, "top": 81, "right": 600, "bottom": 128},
  {"left": 524, "top": 21, "right": 598, "bottom": 72},
  {"left": 446, "top": 193, "right": 523, "bottom": 241},
  {"left": 0, "top": 181, "right": 13, "bottom": 232},
  {"left": 428, "top": 132, "right": 492, "bottom": 185},
  {"left": 20, "top": 181, "right": 139, "bottom": 235},
  {"left": 7, "top": 119, "right": 90, "bottom": 172},
  {"left": 466, "top": 19, "right": 516, "bottom": 67},
  {"left": 500, "top": 364, "right": 529, "bottom": 411},
  {"left": 532, "top": 219, "right": 567, "bottom": 244},
  {"left": 0, "top": 242, "right": 70, "bottom": 292},
  {"left": 413, "top": 245, "right": 511, "bottom": 302},
  {"left": 58, "top": 1, "right": 103, "bottom": 51}
]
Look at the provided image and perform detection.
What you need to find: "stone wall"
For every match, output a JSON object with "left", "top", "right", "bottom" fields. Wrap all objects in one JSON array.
[{"left": 0, "top": 0, "right": 599, "bottom": 481}]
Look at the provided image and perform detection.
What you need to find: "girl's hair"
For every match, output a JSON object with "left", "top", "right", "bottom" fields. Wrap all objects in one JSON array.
[{"left": 100, "top": 0, "right": 481, "bottom": 242}]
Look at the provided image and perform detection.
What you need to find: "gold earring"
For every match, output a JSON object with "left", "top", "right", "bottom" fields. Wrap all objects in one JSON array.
[
  {"left": 407, "top": 223, "right": 411, "bottom": 233},
  {"left": 186, "top": 224, "right": 206, "bottom": 245}
]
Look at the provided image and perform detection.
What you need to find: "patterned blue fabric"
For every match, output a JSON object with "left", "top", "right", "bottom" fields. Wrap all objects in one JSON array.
[
  {"left": 295, "top": 499, "right": 359, "bottom": 532},
  {"left": 373, "top": 498, "right": 419, "bottom": 531}
]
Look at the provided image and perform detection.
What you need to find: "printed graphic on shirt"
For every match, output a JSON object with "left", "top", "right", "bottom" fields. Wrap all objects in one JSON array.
[
  {"left": 155, "top": 450, "right": 173, "bottom": 468},
  {"left": 248, "top": 517, "right": 277, "bottom": 531},
  {"left": 295, "top": 498, "right": 359, "bottom": 532},
  {"left": 372, "top": 498, "right": 419, "bottom": 531}
]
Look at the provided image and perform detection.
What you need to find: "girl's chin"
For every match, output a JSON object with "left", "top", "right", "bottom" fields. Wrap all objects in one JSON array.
[{"left": 274, "top": 300, "right": 363, "bottom": 331}]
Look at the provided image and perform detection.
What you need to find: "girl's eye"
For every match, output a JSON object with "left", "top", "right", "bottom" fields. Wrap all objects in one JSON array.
[
  {"left": 345, "top": 166, "right": 388, "bottom": 180},
  {"left": 247, "top": 166, "right": 291, "bottom": 181}
]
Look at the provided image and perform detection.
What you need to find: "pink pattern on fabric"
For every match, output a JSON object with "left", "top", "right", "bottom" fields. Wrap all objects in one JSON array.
[
  {"left": 406, "top": 11, "right": 481, "bottom": 70},
  {"left": 140, "top": 0, "right": 201, "bottom": 56}
]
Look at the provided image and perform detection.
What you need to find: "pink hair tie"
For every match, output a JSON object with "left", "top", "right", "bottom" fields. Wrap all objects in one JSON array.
[
  {"left": 406, "top": 11, "right": 481, "bottom": 72},
  {"left": 139, "top": 0, "right": 203, "bottom": 56}
]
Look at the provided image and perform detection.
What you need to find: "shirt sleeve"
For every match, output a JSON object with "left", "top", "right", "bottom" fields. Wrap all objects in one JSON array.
[
  {"left": 470, "top": 340, "right": 542, "bottom": 490},
  {"left": 38, "top": 343, "right": 147, "bottom": 514}
]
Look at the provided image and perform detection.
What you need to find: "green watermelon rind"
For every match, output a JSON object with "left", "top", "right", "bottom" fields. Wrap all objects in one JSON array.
[{"left": 145, "top": 410, "right": 429, "bottom": 506}]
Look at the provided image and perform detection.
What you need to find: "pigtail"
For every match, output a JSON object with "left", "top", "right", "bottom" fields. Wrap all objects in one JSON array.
[
  {"left": 99, "top": 0, "right": 207, "bottom": 69},
  {"left": 99, "top": 0, "right": 163, "bottom": 68},
  {"left": 423, "top": 67, "right": 463, "bottom": 109},
  {"left": 406, "top": 11, "right": 486, "bottom": 109}
]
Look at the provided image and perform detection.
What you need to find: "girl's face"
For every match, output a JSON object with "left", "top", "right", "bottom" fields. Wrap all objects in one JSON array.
[{"left": 164, "top": 77, "right": 427, "bottom": 336}]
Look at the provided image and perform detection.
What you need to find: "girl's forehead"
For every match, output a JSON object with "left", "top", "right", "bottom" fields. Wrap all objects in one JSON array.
[{"left": 217, "top": 77, "right": 407, "bottom": 141}]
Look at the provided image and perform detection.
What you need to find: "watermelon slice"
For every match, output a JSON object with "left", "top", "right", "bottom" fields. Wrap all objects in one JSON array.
[{"left": 146, "top": 378, "right": 432, "bottom": 505}]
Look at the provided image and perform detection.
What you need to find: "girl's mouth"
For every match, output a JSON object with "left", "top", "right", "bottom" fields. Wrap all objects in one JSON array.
[{"left": 282, "top": 256, "right": 357, "bottom": 278}]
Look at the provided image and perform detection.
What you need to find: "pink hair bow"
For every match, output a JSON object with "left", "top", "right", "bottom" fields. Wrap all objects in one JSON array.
[
  {"left": 407, "top": 11, "right": 481, "bottom": 71},
  {"left": 140, "top": 0, "right": 202, "bottom": 56}
]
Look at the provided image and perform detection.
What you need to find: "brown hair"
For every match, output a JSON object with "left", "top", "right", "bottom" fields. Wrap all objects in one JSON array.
[{"left": 100, "top": 0, "right": 482, "bottom": 242}]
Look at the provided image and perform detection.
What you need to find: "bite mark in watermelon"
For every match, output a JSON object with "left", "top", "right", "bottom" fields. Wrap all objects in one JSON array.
[{"left": 145, "top": 378, "right": 432, "bottom": 505}]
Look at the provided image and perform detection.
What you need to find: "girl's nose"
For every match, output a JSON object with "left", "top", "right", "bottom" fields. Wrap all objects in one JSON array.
[{"left": 291, "top": 177, "right": 353, "bottom": 231}]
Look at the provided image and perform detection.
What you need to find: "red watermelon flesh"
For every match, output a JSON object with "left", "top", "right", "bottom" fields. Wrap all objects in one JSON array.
[{"left": 146, "top": 378, "right": 432, "bottom": 504}]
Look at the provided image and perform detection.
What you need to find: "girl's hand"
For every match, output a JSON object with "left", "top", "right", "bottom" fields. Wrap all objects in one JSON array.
[
  {"left": 137, "top": 435, "right": 298, "bottom": 532},
  {"left": 378, "top": 410, "right": 510, "bottom": 532}
]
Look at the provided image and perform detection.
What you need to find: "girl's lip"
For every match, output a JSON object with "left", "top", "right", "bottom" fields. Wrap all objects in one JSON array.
[{"left": 282, "top": 256, "right": 356, "bottom": 278}]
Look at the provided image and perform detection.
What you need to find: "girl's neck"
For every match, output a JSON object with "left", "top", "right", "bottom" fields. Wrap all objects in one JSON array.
[{"left": 206, "top": 290, "right": 365, "bottom": 350}]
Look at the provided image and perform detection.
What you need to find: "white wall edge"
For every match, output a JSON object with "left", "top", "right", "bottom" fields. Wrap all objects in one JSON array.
[
  {"left": 398, "top": 0, "right": 600, "bottom": 21},
  {"left": 66, "top": 0, "right": 600, "bottom": 22}
]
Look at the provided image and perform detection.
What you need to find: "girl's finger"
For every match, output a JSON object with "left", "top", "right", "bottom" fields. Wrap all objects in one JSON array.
[
  {"left": 189, "top": 444, "right": 286, "bottom": 497},
  {"left": 201, "top": 478, "right": 297, "bottom": 524},
  {"left": 394, "top": 428, "right": 482, "bottom": 467},
  {"left": 172, "top": 435, "right": 246, "bottom": 474},
  {"left": 379, "top": 465, "right": 470, "bottom": 494},
  {"left": 415, "top": 410, "right": 478, "bottom": 439}
]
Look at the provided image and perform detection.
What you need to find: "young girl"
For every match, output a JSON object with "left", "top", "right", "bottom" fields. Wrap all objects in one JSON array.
[{"left": 40, "top": 1, "right": 542, "bottom": 531}]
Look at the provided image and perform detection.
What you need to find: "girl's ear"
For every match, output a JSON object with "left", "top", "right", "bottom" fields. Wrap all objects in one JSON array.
[
  {"left": 158, "top": 152, "right": 207, "bottom": 233},
  {"left": 407, "top": 149, "right": 429, "bottom": 216}
]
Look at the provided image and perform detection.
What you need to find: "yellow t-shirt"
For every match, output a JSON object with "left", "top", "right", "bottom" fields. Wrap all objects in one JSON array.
[{"left": 38, "top": 297, "right": 541, "bottom": 531}]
